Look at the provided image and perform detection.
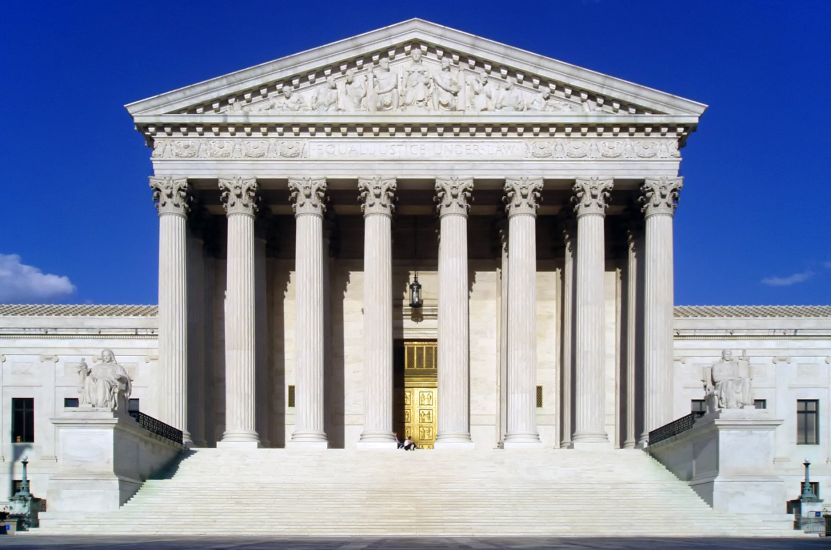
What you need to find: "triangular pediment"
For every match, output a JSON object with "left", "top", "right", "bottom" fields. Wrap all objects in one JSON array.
[{"left": 126, "top": 19, "right": 705, "bottom": 120}]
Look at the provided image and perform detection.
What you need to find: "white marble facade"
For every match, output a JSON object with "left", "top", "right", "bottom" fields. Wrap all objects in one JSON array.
[{"left": 0, "top": 20, "right": 829, "bottom": 510}]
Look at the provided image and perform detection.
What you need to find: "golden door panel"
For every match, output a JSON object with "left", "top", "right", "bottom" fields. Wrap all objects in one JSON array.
[{"left": 397, "top": 341, "right": 438, "bottom": 449}]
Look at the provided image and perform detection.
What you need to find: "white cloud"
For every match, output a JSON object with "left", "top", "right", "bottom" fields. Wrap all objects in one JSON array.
[
  {"left": 761, "top": 270, "right": 815, "bottom": 287},
  {"left": 0, "top": 254, "right": 76, "bottom": 302}
]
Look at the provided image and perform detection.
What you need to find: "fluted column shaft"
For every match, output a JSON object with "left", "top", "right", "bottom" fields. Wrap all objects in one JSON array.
[
  {"left": 290, "top": 177, "right": 328, "bottom": 448},
  {"left": 560, "top": 225, "right": 575, "bottom": 448},
  {"left": 503, "top": 177, "right": 543, "bottom": 448},
  {"left": 150, "top": 177, "right": 191, "bottom": 444},
  {"left": 572, "top": 177, "right": 613, "bottom": 448},
  {"left": 219, "top": 176, "right": 260, "bottom": 447},
  {"left": 623, "top": 227, "right": 640, "bottom": 449},
  {"left": 641, "top": 177, "right": 683, "bottom": 441},
  {"left": 358, "top": 176, "right": 397, "bottom": 448},
  {"left": 435, "top": 177, "right": 473, "bottom": 448}
]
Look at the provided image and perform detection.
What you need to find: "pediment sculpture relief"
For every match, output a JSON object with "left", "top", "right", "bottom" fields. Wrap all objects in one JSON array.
[
  {"left": 77, "top": 349, "right": 133, "bottom": 411},
  {"left": 225, "top": 47, "right": 592, "bottom": 115},
  {"left": 702, "top": 350, "right": 753, "bottom": 412}
]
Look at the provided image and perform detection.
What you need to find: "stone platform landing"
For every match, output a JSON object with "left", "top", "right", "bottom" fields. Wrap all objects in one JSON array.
[{"left": 33, "top": 449, "right": 797, "bottom": 537}]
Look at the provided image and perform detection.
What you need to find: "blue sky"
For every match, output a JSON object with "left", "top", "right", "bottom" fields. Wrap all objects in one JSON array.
[{"left": 1, "top": 1, "right": 829, "bottom": 305}]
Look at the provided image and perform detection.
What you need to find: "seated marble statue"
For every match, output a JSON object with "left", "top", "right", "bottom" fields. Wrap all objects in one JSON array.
[
  {"left": 702, "top": 349, "right": 752, "bottom": 411},
  {"left": 78, "top": 349, "right": 132, "bottom": 411}
]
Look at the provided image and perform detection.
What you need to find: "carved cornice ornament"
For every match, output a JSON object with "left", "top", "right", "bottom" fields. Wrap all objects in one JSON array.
[
  {"left": 288, "top": 177, "right": 327, "bottom": 217},
  {"left": 358, "top": 176, "right": 397, "bottom": 216},
  {"left": 149, "top": 176, "right": 191, "bottom": 216},
  {"left": 572, "top": 177, "right": 613, "bottom": 217},
  {"left": 503, "top": 177, "right": 543, "bottom": 217},
  {"left": 435, "top": 177, "right": 473, "bottom": 217},
  {"left": 219, "top": 176, "right": 259, "bottom": 216},
  {"left": 640, "top": 176, "right": 683, "bottom": 217}
]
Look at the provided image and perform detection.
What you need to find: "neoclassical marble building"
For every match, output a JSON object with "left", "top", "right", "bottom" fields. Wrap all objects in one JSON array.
[
  {"left": 128, "top": 19, "right": 702, "bottom": 451},
  {"left": 2, "top": 21, "right": 830, "bottom": 515}
]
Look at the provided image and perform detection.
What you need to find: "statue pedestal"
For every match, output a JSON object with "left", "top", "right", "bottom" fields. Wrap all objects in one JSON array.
[
  {"left": 690, "top": 409, "right": 785, "bottom": 515},
  {"left": 44, "top": 408, "right": 182, "bottom": 514},
  {"left": 650, "top": 408, "right": 786, "bottom": 516}
]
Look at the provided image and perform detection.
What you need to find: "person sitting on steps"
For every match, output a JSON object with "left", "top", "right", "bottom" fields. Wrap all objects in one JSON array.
[{"left": 403, "top": 435, "right": 416, "bottom": 451}]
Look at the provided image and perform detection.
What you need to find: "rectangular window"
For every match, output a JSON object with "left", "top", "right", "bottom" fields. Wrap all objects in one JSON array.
[
  {"left": 128, "top": 398, "right": 140, "bottom": 413},
  {"left": 12, "top": 398, "right": 34, "bottom": 443},
  {"left": 64, "top": 398, "right": 79, "bottom": 408},
  {"left": 288, "top": 385, "right": 295, "bottom": 408},
  {"left": 536, "top": 386, "right": 543, "bottom": 408},
  {"left": 797, "top": 399, "right": 819, "bottom": 445},
  {"left": 691, "top": 399, "right": 707, "bottom": 416},
  {"left": 754, "top": 399, "right": 767, "bottom": 410}
]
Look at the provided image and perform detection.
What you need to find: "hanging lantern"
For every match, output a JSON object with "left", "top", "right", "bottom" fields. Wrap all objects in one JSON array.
[{"left": 409, "top": 272, "right": 423, "bottom": 309}]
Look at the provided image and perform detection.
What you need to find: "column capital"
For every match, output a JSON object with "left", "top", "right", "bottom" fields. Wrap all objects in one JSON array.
[
  {"left": 288, "top": 177, "right": 327, "bottom": 217},
  {"left": 435, "top": 176, "right": 473, "bottom": 217},
  {"left": 572, "top": 177, "right": 613, "bottom": 218},
  {"left": 219, "top": 176, "right": 259, "bottom": 217},
  {"left": 503, "top": 177, "right": 543, "bottom": 217},
  {"left": 640, "top": 176, "right": 683, "bottom": 217},
  {"left": 150, "top": 176, "right": 191, "bottom": 216},
  {"left": 359, "top": 176, "right": 397, "bottom": 217}
]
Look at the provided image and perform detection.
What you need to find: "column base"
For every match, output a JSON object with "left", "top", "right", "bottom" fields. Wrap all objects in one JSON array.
[
  {"left": 357, "top": 432, "right": 397, "bottom": 449},
  {"left": 290, "top": 432, "right": 329, "bottom": 449},
  {"left": 503, "top": 433, "right": 543, "bottom": 449},
  {"left": 434, "top": 434, "right": 475, "bottom": 449},
  {"left": 572, "top": 435, "right": 612, "bottom": 451},
  {"left": 218, "top": 431, "right": 260, "bottom": 448}
]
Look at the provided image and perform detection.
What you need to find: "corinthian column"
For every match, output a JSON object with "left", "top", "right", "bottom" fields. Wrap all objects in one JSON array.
[
  {"left": 150, "top": 177, "right": 191, "bottom": 443},
  {"left": 572, "top": 177, "right": 613, "bottom": 449},
  {"left": 435, "top": 177, "right": 474, "bottom": 449},
  {"left": 640, "top": 176, "right": 683, "bottom": 441},
  {"left": 218, "top": 176, "right": 260, "bottom": 448},
  {"left": 502, "top": 177, "right": 543, "bottom": 448},
  {"left": 357, "top": 176, "right": 397, "bottom": 449},
  {"left": 289, "top": 177, "right": 329, "bottom": 448}
]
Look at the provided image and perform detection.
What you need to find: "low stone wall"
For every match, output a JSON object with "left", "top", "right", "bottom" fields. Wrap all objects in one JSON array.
[
  {"left": 45, "top": 408, "right": 182, "bottom": 513},
  {"left": 649, "top": 408, "right": 786, "bottom": 516}
]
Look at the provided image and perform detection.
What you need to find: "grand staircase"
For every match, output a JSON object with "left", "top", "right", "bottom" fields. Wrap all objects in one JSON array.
[{"left": 34, "top": 448, "right": 797, "bottom": 537}]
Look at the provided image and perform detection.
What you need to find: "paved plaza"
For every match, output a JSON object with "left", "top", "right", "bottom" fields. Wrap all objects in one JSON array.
[{"left": 0, "top": 537, "right": 826, "bottom": 549}]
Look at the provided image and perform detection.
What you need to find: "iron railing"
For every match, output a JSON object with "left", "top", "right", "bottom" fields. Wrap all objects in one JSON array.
[
  {"left": 128, "top": 410, "right": 183, "bottom": 446},
  {"left": 648, "top": 411, "right": 704, "bottom": 445}
]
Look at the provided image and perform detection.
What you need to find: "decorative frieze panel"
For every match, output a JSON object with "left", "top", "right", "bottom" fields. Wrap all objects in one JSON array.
[{"left": 152, "top": 138, "right": 681, "bottom": 162}]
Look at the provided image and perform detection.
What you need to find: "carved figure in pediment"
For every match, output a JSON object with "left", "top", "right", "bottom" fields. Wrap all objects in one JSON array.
[
  {"left": 529, "top": 89, "right": 579, "bottom": 112},
  {"left": 78, "top": 349, "right": 132, "bottom": 411},
  {"left": 703, "top": 350, "right": 753, "bottom": 411},
  {"left": 401, "top": 48, "right": 433, "bottom": 111},
  {"left": 372, "top": 58, "right": 399, "bottom": 111},
  {"left": 495, "top": 81, "right": 526, "bottom": 112},
  {"left": 468, "top": 73, "right": 495, "bottom": 112},
  {"left": 433, "top": 57, "right": 461, "bottom": 111},
  {"left": 313, "top": 76, "right": 339, "bottom": 112},
  {"left": 342, "top": 69, "right": 368, "bottom": 111},
  {"left": 274, "top": 87, "right": 307, "bottom": 112}
]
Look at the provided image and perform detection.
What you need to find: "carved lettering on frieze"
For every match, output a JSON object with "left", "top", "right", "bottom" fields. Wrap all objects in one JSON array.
[{"left": 152, "top": 138, "right": 678, "bottom": 161}]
